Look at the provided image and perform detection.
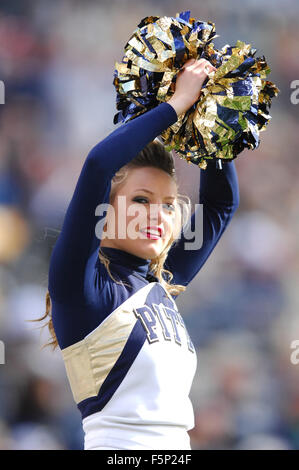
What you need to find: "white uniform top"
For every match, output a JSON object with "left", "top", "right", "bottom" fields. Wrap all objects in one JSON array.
[{"left": 61, "top": 269, "right": 197, "bottom": 450}]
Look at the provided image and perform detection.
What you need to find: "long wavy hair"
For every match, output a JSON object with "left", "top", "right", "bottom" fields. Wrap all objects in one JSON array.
[{"left": 36, "top": 139, "right": 192, "bottom": 350}]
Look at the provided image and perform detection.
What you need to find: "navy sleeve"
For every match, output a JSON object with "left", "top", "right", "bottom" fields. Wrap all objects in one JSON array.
[
  {"left": 165, "top": 159, "right": 240, "bottom": 290},
  {"left": 48, "top": 102, "right": 178, "bottom": 302}
]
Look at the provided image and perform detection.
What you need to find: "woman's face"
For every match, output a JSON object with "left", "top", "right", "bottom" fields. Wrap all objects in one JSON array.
[{"left": 100, "top": 166, "right": 178, "bottom": 260}]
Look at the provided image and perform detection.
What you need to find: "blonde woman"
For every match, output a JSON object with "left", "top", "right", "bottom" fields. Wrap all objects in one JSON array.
[{"left": 44, "top": 59, "right": 239, "bottom": 450}]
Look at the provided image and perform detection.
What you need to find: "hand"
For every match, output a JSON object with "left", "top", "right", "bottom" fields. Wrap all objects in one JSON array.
[{"left": 167, "top": 58, "right": 217, "bottom": 116}]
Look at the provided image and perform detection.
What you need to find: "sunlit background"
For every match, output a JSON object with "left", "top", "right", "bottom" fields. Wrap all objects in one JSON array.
[{"left": 0, "top": 0, "right": 298, "bottom": 450}]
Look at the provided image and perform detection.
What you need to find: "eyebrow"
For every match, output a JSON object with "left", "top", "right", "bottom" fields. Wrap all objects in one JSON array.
[{"left": 133, "top": 188, "right": 176, "bottom": 199}]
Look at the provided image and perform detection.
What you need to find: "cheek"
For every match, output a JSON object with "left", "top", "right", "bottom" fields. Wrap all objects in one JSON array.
[
  {"left": 168, "top": 210, "right": 181, "bottom": 238},
  {"left": 126, "top": 203, "right": 148, "bottom": 227},
  {"left": 163, "top": 212, "right": 176, "bottom": 236},
  {"left": 118, "top": 202, "right": 148, "bottom": 240}
]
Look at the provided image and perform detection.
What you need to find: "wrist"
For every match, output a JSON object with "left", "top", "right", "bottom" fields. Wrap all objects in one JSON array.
[
  {"left": 167, "top": 94, "right": 196, "bottom": 116},
  {"left": 166, "top": 95, "right": 188, "bottom": 117}
]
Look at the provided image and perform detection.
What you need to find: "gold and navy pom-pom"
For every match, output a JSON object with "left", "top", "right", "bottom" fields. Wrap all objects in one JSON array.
[{"left": 113, "top": 10, "right": 279, "bottom": 169}]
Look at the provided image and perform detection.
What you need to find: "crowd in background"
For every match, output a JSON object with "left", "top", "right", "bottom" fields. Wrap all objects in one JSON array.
[{"left": 0, "top": 0, "right": 298, "bottom": 449}]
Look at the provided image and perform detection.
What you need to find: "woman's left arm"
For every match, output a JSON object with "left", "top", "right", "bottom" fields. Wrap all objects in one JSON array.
[{"left": 164, "top": 158, "right": 240, "bottom": 290}]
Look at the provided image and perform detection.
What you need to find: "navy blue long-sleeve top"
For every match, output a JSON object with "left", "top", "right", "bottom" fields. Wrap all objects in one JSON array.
[{"left": 48, "top": 102, "right": 239, "bottom": 352}]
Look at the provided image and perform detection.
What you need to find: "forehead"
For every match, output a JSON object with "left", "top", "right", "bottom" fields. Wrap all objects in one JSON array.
[{"left": 124, "top": 166, "right": 177, "bottom": 194}]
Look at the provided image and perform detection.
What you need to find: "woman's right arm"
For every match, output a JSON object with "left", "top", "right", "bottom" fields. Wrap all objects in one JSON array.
[{"left": 48, "top": 102, "right": 178, "bottom": 303}]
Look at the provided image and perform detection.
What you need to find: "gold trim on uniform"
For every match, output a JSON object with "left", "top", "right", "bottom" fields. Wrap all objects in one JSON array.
[{"left": 61, "top": 283, "right": 155, "bottom": 403}]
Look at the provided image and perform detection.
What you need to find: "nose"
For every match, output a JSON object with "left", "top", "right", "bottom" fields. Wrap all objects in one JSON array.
[{"left": 147, "top": 202, "right": 168, "bottom": 225}]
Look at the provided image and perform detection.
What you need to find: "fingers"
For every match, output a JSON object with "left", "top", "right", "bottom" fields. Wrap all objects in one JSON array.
[
  {"left": 181, "top": 58, "right": 217, "bottom": 74},
  {"left": 196, "top": 59, "right": 217, "bottom": 74},
  {"left": 180, "top": 58, "right": 196, "bottom": 71}
]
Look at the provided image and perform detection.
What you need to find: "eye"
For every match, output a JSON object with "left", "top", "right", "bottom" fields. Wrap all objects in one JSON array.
[
  {"left": 163, "top": 203, "right": 176, "bottom": 212},
  {"left": 132, "top": 197, "right": 175, "bottom": 212},
  {"left": 132, "top": 197, "right": 148, "bottom": 204}
]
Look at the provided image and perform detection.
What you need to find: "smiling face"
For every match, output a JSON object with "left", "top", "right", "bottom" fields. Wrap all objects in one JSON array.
[{"left": 100, "top": 166, "right": 179, "bottom": 260}]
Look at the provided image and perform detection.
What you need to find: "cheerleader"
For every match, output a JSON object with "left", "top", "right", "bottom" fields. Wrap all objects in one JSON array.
[{"left": 43, "top": 58, "right": 239, "bottom": 450}]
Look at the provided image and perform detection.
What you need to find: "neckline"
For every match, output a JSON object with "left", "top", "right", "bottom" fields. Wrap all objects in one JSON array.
[
  {"left": 98, "top": 246, "right": 173, "bottom": 300},
  {"left": 98, "top": 246, "right": 152, "bottom": 279}
]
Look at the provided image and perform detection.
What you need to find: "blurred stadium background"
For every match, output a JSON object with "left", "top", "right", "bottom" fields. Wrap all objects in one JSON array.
[{"left": 0, "top": 0, "right": 298, "bottom": 450}]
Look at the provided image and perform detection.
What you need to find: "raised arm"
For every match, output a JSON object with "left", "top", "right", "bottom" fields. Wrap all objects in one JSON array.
[
  {"left": 48, "top": 102, "right": 178, "bottom": 302},
  {"left": 164, "top": 158, "right": 240, "bottom": 290},
  {"left": 48, "top": 57, "right": 220, "bottom": 303}
]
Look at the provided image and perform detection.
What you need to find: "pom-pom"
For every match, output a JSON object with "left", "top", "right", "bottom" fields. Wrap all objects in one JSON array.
[{"left": 113, "top": 11, "right": 279, "bottom": 169}]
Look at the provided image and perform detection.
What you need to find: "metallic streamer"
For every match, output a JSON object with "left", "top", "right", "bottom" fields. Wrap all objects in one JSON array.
[{"left": 113, "top": 10, "right": 279, "bottom": 168}]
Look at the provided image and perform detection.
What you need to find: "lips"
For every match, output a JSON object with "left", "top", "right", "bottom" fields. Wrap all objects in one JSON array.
[{"left": 140, "top": 226, "right": 163, "bottom": 238}]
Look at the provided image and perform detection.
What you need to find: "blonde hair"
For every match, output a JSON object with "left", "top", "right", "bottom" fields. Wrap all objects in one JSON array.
[{"left": 38, "top": 140, "right": 192, "bottom": 350}]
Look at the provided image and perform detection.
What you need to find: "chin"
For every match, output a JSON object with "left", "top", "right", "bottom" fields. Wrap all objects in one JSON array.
[
  {"left": 131, "top": 241, "right": 163, "bottom": 260},
  {"left": 144, "top": 246, "right": 165, "bottom": 260}
]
